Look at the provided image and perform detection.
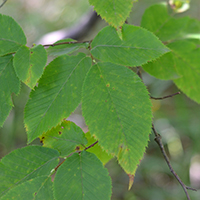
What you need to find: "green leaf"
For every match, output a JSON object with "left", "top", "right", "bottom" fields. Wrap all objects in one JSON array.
[
  {"left": 141, "top": 3, "right": 169, "bottom": 34},
  {"left": 13, "top": 45, "right": 47, "bottom": 89},
  {"left": 85, "top": 132, "right": 113, "bottom": 165},
  {"left": 91, "top": 24, "right": 169, "bottom": 67},
  {"left": 40, "top": 120, "right": 87, "bottom": 157},
  {"left": 0, "top": 176, "right": 54, "bottom": 200},
  {"left": 170, "top": 41, "right": 200, "bottom": 103},
  {"left": 0, "top": 14, "right": 26, "bottom": 56},
  {"left": 89, "top": 0, "right": 134, "bottom": 28},
  {"left": 0, "top": 55, "right": 20, "bottom": 127},
  {"left": 140, "top": 3, "right": 200, "bottom": 101},
  {"left": 142, "top": 40, "right": 200, "bottom": 103},
  {"left": 47, "top": 39, "right": 89, "bottom": 56},
  {"left": 24, "top": 53, "right": 92, "bottom": 143},
  {"left": 141, "top": 3, "right": 200, "bottom": 42},
  {"left": 54, "top": 151, "right": 112, "bottom": 200},
  {"left": 82, "top": 62, "right": 152, "bottom": 174},
  {"left": 143, "top": 40, "right": 200, "bottom": 103},
  {"left": 181, "top": 18, "right": 200, "bottom": 42},
  {"left": 0, "top": 146, "right": 59, "bottom": 197},
  {"left": 155, "top": 17, "right": 190, "bottom": 42},
  {"left": 142, "top": 51, "right": 180, "bottom": 80}
]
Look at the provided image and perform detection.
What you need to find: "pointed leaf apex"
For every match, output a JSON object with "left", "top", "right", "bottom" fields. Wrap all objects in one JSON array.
[{"left": 128, "top": 174, "right": 135, "bottom": 190}]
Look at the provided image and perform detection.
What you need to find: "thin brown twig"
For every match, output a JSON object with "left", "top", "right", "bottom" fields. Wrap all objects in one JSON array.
[
  {"left": 84, "top": 141, "right": 98, "bottom": 150},
  {"left": 152, "top": 124, "right": 196, "bottom": 200},
  {"left": 0, "top": 0, "right": 7, "bottom": 8},
  {"left": 43, "top": 40, "right": 91, "bottom": 48},
  {"left": 54, "top": 140, "right": 98, "bottom": 172},
  {"left": 150, "top": 92, "right": 181, "bottom": 100}
]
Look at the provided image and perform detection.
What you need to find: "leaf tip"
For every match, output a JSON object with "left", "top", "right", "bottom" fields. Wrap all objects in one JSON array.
[{"left": 128, "top": 174, "right": 135, "bottom": 190}]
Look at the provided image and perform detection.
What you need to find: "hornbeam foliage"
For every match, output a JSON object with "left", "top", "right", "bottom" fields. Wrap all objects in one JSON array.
[
  {"left": 141, "top": 3, "right": 200, "bottom": 103},
  {"left": 0, "top": 1, "right": 199, "bottom": 199}
]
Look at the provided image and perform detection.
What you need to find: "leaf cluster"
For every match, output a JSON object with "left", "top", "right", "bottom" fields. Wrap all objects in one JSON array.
[{"left": 0, "top": 1, "right": 200, "bottom": 199}]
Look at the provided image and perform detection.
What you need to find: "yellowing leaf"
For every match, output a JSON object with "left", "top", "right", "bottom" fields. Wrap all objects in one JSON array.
[
  {"left": 85, "top": 132, "right": 113, "bottom": 165},
  {"left": 40, "top": 120, "right": 87, "bottom": 157}
]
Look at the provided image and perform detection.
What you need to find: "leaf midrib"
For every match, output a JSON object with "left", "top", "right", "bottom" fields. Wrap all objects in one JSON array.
[{"left": 29, "top": 56, "right": 87, "bottom": 140}]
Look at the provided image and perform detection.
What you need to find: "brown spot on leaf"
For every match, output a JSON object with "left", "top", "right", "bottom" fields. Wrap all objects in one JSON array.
[
  {"left": 59, "top": 131, "right": 62, "bottom": 135},
  {"left": 75, "top": 146, "right": 80, "bottom": 151}
]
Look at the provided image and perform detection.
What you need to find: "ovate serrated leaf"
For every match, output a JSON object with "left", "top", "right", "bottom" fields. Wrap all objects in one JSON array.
[
  {"left": 0, "top": 14, "right": 26, "bottom": 56},
  {"left": 0, "top": 176, "right": 54, "bottom": 200},
  {"left": 0, "top": 146, "right": 59, "bottom": 197},
  {"left": 89, "top": 0, "right": 134, "bottom": 28},
  {"left": 13, "top": 45, "right": 47, "bottom": 89},
  {"left": 0, "top": 55, "right": 20, "bottom": 127},
  {"left": 170, "top": 41, "right": 200, "bottom": 103},
  {"left": 91, "top": 24, "right": 170, "bottom": 67},
  {"left": 82, "top": 62, "right": 152, "bottom": 174},
  {"left": 85, "top": 132, "right": 113, "bottom": 165},
  {"left": 47, "top": 38, "right": 89, "bottom": 56},
  {"left": 24, "top": 53, "right": 92, "bottom": 143},
  {"left": 40, "top": 120, "right": 87, "bottom": 157},
  {"left": 54, "top": 151, "right": 112, "bottom": 200}
]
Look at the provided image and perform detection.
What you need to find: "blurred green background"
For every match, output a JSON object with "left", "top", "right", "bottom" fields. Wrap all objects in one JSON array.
[{"left": 1, "top": 0, "right": 200, "bottom": 199}]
